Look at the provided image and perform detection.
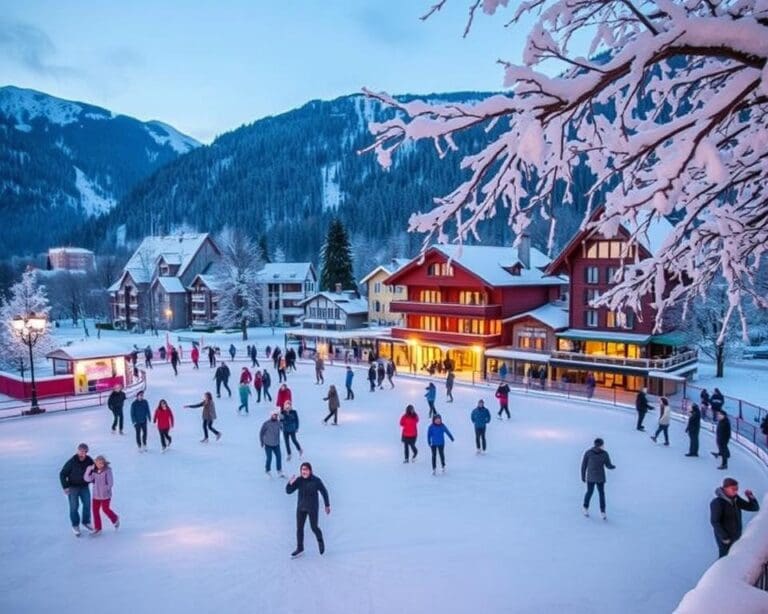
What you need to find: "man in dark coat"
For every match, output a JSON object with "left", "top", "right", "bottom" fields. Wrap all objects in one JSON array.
[
  {"left": 635, "top": 387, "right": 652, "bottom": 431},
  {"left": 685, "top": 403, "right": 701, "bottom": 457},
  {"left": 581, "top": 437, "right": 616, "bottom": 519},
  {"left": 59, "top": 443, "right": 94, "bottom": 536},
  {"left": 214, "top": 362, "right": 232, "bottom": 398},
  {"left": 285, "top": 462, "right": 331, "bottom": 558},
  {"left": 712, "top": 410, "right": 732, "bottom": 469},
  {"left": 710, "top": 477, "right": 759, "bottom": 557},
  {"left": 107, "top": 384, "right": 126, "bottom": 434}
]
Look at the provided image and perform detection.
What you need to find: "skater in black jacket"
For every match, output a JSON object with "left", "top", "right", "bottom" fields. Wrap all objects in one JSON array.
[
  {"left": 107, "top": 385, "right": 126, "bottom": 434},
  {"left": 712, "top": 410, "right": 732, "bottom": 469},
  {"left": 581, "top": 438, "right": 616, "bottom": 519},
  {"left": 285, "top": 462, "right": 331, "bottom": 558},
  {"left": 710, "top": 477, "right": 759, "bottom": 557},
  {"left": 685, "top": 403, "right": 701, "bottom": 457}
]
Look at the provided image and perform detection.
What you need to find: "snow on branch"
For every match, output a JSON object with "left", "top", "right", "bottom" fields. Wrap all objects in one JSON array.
[{"left": 362, "top": 0, "right": 768, "bottom": 335}]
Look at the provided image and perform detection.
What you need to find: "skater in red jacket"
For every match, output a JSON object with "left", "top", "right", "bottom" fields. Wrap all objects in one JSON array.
[
  {"left": 240, "top": 367, "right": 252, "bottom": 385},
  {"left": 399, "top": 404, "right": 419, "bottom": 463},
  {"left": 276, "top": 383, "right": 293, "bottom": 410},
  {"left": 190, "top": 345, "right": 200, "bottom": 369},
  {"left": 153, "top": 399, "right": 175, "bottom": 452}
]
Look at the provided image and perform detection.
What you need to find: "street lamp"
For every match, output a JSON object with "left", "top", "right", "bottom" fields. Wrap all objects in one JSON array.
[
  {"left": 11, "top": 312, "right": 47, "bottom": 415},
  {"left": 164, "top": 308, "right": 173, "bottom": 330}
]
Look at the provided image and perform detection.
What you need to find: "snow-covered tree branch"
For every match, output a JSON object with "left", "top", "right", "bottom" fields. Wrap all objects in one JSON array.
[{"left": 362, "top": 0, "right": 768, "bottom": 337}]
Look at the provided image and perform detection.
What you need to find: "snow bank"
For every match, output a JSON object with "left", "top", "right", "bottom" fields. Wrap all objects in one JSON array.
[{"left": 675, "top": 494, "right": 768, "bottom": 613}]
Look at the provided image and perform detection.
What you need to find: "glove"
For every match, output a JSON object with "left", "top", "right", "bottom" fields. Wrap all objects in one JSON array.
[{"left": 745, "top": 489, "right": 754, "bottom": 498}]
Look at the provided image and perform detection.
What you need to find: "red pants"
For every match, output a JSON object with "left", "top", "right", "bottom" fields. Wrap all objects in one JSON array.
[{"left": 92, "top": 498, "right": 118, "bottom": 531}]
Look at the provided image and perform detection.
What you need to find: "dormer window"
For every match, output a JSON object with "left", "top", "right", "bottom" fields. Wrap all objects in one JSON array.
[
  {"left": 159, "top": 264, "right": 169, "bottom": 276},
  {"left": 427, "top": 262, "right": 454, "bottom": 277}
]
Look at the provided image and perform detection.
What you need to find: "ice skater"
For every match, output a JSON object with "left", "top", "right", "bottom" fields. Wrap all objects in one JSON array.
[
  {"left": 427, "top": 414, "right": 454, "bottom": 475},
  {"left": 322, "top": 384, "right": 340, "bottom": 425},
  {"left": 107, "top": 384, "right": 126, "bottom": 434},
  {"left": 262, "top": 369, "right": 273, "bottom": 402},
  {"left": 712, "top": 409, "right": 732, "bottom": 469},
  {"left": 238, "top": 381, "right": 252, "bottom": 414},
  {"left": 278, "top": 355, "right": 288, "bottom": 383},
  {"left": 170, "top": 346, "right": 180, "bottom": 375},
  {"left": 185, "top": 392, "right": 221, "bottom": 443},
  {"left": 376, "top": 361, "right": 385, "bottom": 389},
  {"left": 710, "top": 477, "right": 759, "bottom": 557},
  {"left": 280, "top": 400, "right": 303, "bottom": 461},
  {"left": 285, "top": 462, "right": 330, "bottom": 558},
  {"left": 367, "top": 363, "right": 376, "bottom": 392},
  {"left": 495, "top": 382, "right": 511, "bottom": 419},
  {"left": 581, "top": 437, "right": 616, "bottom": 519},
  {"left": 214, "top": 362, "right": 232, "bottom": 398},
  {"left": 425, "top": 382, "right": 437, "bottom": 418},
  {"left": 276, "top": 383, "right": 293, "bottom": 410},
  {"left": 191, "top": 345, "right": 200, "bottom": 369},
  {"left": 445, "top": 370, "right": 455, "bottom": 403},
  {"left": 153, "top": 399, "right": 175, "bottom": 451},
  {"left": 130, "top": 390, "right": 151, "bottom": 452},
  {"left": 260, "top": 412, "right": 285, "bottom": 478},
  {"left": 635, "top": 387, "right": 652, "bottom": 431},
  {"left": 314, "top": 355, "right": 325, "bottom": 385},
  {"left": 386, "top": 360, "right": 395, "bottom": 388},
  {"left": 685, "top": 403, "right": 701, "bottom": 457},
  {"left": 240, "top": 366, "right": 252, "bottom": 385},
  {"left": 399, "top": 404, "right": 419, "bottom": 463},
  {"left": 651, "top": 397, "right": 671, "bottom": 446},
  {"left": 470, "top": 399, "right": 491, "bottom": 454},
  {"left": 84, "top": 455, "right": 120, "bottom": 534},
  {"left": 59, "top": 443, "right": 94, "bottom": 536},
  {"left": 345, "top": 366, "right": 354, "bottom": 400}
]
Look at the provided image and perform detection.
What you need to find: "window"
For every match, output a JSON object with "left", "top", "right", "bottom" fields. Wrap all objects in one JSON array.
[
  {"left": 586, "top": 310, "right": 598, "bottom": 328},
  {"left": 607, "top": 310, "right": 634, "bottom": 330},
  {"left": 374, "top": 282, "right": 382, "bottom": 293},
  {"left": 374, "top": 300, "right": 381, "bottom": 312},
  {"left": 516, "top": 326, "right": 547, "bottom": 350},
  {"left": 304, "top": 281, "right": 314, "bottom": 293},
  {"left": 585, "top": 241, "right": 634, "bottom": 259},
  {"left": 418, "top": 316, "right": 442, "bottom": 331},
  {"left": 334, "top": 309, "right": 340, "bottom": 319},
  {"left": 606, "top": 267, "right": 620, "bottom": 283},
  {"left": 585, "top": 267, "right": 599, "bottom": 284},
  {"left": 459, "top": 291, "right": 486, "bottom": 305},
  {"left": 585, "top": 288, "right": 600, "bottom": 306},
  {"left": 419, "top": 289, "right": 442, "bottom": 303},
  {"left": 159, "top": 264, "right": 169, "bottom": 276},
  {"left": 427, "top": 262, "right": 454, "bottom": 277}
]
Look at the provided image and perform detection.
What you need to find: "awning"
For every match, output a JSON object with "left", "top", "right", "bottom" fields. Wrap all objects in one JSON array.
[
  {"left": 650, "top": 331, "right": 688, "bottom": 347},
  {"left": 649, "top": 363, "right": 698, "bottom": 380},
  {"left": 556, "top": 329, "right": 651, "bottom": 345},
  {"left": 485, "top": 348, "right": 550, "bottom": 363}
]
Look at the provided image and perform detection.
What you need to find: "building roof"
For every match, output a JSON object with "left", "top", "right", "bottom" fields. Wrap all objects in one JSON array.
[
  {"left": 48, "top": 247, "right": 94, "bottom": 255},
  {"left": 360, "top": 258, "right": 411, "bottom": 284},
  {"left": 257, "top": 262, "right": 316, "bottom": 283},
  {"left": 120, "top": 233, "right": 213, "bottom": 285},
  {"left": 154, "top": 276, "right": 187, "bottom": 293},
  {"left": 189, "top": 273, "right": 222, "bottom": 291},
  {"left": 299, "top": 291, "right": 369, "bottom": 314},
  {"left": 503, "top": 303, "right": 569, "bottom": 330},
  {"left": 485, "top": 347, "right": 551, "bottom": 363},
  {"left": 46, "top": 340, "right": 134, "bottom": 361},
  {"left": 286, "top": 328, "right": 391, "bottom": 340}
]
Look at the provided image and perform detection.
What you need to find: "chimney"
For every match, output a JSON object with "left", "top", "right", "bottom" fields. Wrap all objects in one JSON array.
[
  {"left": 334, "top": 282, "right": 342, "bottom": 293},
  {"left": 517, "top": 233, "right": 531, "bottom": 269}
]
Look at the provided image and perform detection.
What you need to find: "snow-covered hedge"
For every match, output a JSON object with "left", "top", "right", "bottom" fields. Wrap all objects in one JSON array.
[{"left": 675, "top": 494, "right": 768, "bottom": 612}]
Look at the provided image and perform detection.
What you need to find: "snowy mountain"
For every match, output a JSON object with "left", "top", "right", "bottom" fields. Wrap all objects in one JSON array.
[{"left": 0, "top": 86, "right": 200, "bottom": 257}]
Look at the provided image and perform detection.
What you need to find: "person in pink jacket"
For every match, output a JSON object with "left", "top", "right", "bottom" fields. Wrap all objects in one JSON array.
[{"left": 84, "top": 455, "right": 120, "bottom": 534}]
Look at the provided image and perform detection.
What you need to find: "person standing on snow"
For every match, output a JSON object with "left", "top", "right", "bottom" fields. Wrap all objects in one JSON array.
[
  {"left": 710, "top": 477, "right": 759, "bottom": 557},
  {"left": 314, "top": 354, "right": 325, "bottom": 385},
  {"left": 130, "top": 390, "right": 151, "bottom": 452},
  {"left": 425, "top": 382, "right": 437, "bottom": 418},
  {"left": 278, "top": 355, "right": 288, "bottom": 383},
  {"left": 651, "top": 397, "right": 671, "bottom": 446},
  {"left": 581, "top": 437, "right": 616, "bottom": 520},
  {"left": 376, "top": 361, "right": 385, "bottom": 389},
  {"left": 712, "top": 410, "right": 732, "bottom": 470},
  {"left": 191, "top": 345, "right": 200, "bottom": 369},
  {"left": 285, "top": 462, "right": 331, "bottom": 558},
  {"left": 635, "top": 387, "right": 652, "bottom": 431},
  {"left": 238, "top": 381, "right": 252, "bottom": 415},
  {"left": 260, "top": 411, "right": 285, "bottom": 478},
  {"left": 445, "top": 370, "right": 455, "bottom": 403},
  {"left": 208, "top": 346, "right": 216, "bottom": 368},
  {"left": 399, "top": 404, "right": 419, "bottom": 463},
  {"left": 262, "top": 369, "right": 273, "bottom": 402},
  {"left": 367, "top": 363, "right": 376, "bottom": 392},
  {"left": 345, "top": 366, "right": 355, "bottom": 400},
  {"left": 59, "top": 443, "right": 94, "bottom": 536},
  {"left": 685, "top": 403, "right": 701, "bottom": 457},
  {"left": 107, "top": 384, "right": 126, "bottom": 435},
  {"left": 184, "top": 392, "right": 221, "bottom": 443},
  {"left": 470, "top": 399, "right": 491, "bottom": 454},
  {"left": 170, "top": 346, "right": 180, "bottom": 375},
  {"left": 495, "top": 382, "right": 511, "bottom": 419},
  {"left": 229, "top": 343, "right": 236, "bottom": 361},
  {"left": 280, "top": 400, "right": 303, "bottom": 461},
  {"left": 253, "top": 370, "right": 264, "bottom": 403},
  {"left": 322, "top": 385, "right": 341, "bottom": 425},
  {"left": 427, "top": 414, "right": 454, "bottom": 475},
  {"left": 214, "top": 362, "right": 232, "bottom": 398},
  {"left": 153, "top": 399, "right": 175, "bottom": 451},
  {"left": 84, "top": 455, "right": 120, "bottom": 534}
]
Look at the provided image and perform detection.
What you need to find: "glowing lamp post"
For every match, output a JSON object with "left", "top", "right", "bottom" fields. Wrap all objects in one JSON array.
[
  {"left": 164, "top": 308, "right": 173, "bottom": 330},
  {"left": 11, "top": 312, "right": 47, "bottom": 415}
]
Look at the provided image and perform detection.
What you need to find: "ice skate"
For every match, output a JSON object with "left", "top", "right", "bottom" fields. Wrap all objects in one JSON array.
[
  {"left": 266, "top": 471, "right": 273, "bottom": 478},
  {"left": 582, "top": 507, "right": 589, "bottom": 517},
  {"left": 278, "top": 472, "right": 286, "bottom": 478},
  {"left": 215, "top": 433, "right": 222, "bottom": 441},
  {"left": 200, "top": 438, "right": 209, "bottom": 443},
  {"left": 441, "top": 466, "right": 446, "bottom": 474},
  {"left": 432, "top": 469, "right": 437, "bottom": 476},
  {"left": 82, "top": 523, "right": 95, "bottom": 533},
  {"left": 601, "top": 512, "right": 607, "bottom": 520},
  {"left": 91, "top": 529, "right": 102, "bottom": 536},
  {"left": 286, "top": 454, "right": 292, "bottom": 461},
  {"left": 72, "top": 526, "right": 81, "bottom": 537},
  {"left": 291, "top": 548, "right": 304, "bottom": 558},
  {"left": 318, "top": 539, "right": 325, "bottom": 555},
  {"left": 114, "top": 519, "right": 120, "bottom": 530}
]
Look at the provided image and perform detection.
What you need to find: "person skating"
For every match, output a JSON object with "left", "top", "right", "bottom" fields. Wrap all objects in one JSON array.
[
  {"left": 229, "top": 343, "right": 236, "bottom": 361},
  {"left": 585, "top": 372, "right": 596, "bottom": 399},
  {"left": 276, "top": 383, "right": 293, "bottom": 410},
  {"left": 710, "top": 477, "right": 759, "bottom": 557},
  {"left": 445, "top": 370, "right": 455, "bottom": 403},
  {"left": 280, "top": 400, "right": 303, "bottom": 461},
  {"left": 314, "top": 355, "right": 325, "bottom": 385},
  {"left": 170, "top": 346, "right": 180, "bottom": 375},
  {"left": 144, "top": 346, "right": 153, "bottom": 369},
  {"left": 240, "top": 367, "right": 252, "bottom": 385},
  {"left": 59, "top": 443, "right": 94, "bottom": 536},
  {"left": 322, "top": 385, "right": 340, "bottom": 425},
  {"left": 685, "top": 403, "right": 701, "bottom": 457},
  {"left": 711, "top": 387, "right": 725, "bottom": 415},
  {"left": 499, "top": 362, "right": 508, "bottom": 381},
  {"left": 107, "top": 384, "right": 126, "bottom": 435},
  {"left": 386, "top": 360, "right": 395, "bottom": 388},
  {"left": 84, "top": 455, "right": 120, "bottom": 534},
  {"left": 158, "top": 345, "right": 167, "bottom": 361},
  {"left": 425, "top": 382, "right": 437, "bottom": 418},
  {"left": 651, "top": 397, "right": 671, "bottom": 446},
  {"left": 700, "top": 388, "right": 711, "bottom": 421},
  {"left": 399, "top": 404, "right": 419, "bottom": 463},
  {"left": 285, "top": 462, "right": 331, "bottom": 558},
  {"left": 367, "top": 363, "right": 376, "bottom": 392},
  {"left": 635, "top": 387, "right": 652, "bottom": 431},
  {"left": 153, "top": 399, "right": 175, "bottom": 451},
  {"left": 254, "top": 370, "right": 263, "bottom": 403},
  {"left": 191, "top": 345, "right": 200, "bottom": 369},
  {"left": 712, "top": 410, "right": 732, "bottom": 469},
  {"left": 185, "top": 392, "right": 221, "bottom": 442},
  {"left": 260, "top": 412, "right": 285, "bottom": 477},
  {"left": 471, "top": 399, "right": 491, "bottom": 454},
  {"left": 238, "top": 382, "right": 252, "bottom": 415},
  {"left": 214, "top": 362, "right": 232, "bottom": 398},
  {"left": 262, "top": 369, "right": 273, "bottom": 402},
  {"left": 130, "top": 390, "right": 151, "bottom": 452},
  {"left": 427, "top": 414, "right": 454, "bottom": 475},
  {"left": 208, "top": 346, "right": 216, "bottom": 368},
  {"left": 345, "top": 366, "right": 355, "bottom": 400},
  {"left": 278, "top": 356, "right": 288, "bottom": 383},
  {"left": 250, "top": 345, "right": 259, "bottom": 368},
  {"left": 581, "top": 438, "right": 616, "bottom": 520},
  {"left": 495, "top": 382, "right": 511, "bottom": 419},
  {"left": 376, "top": 361, "right": 385, "bottom": 389}
]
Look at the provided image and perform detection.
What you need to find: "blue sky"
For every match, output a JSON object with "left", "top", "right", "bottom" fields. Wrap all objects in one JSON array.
[{"left": 0, "top": 1, "right": 528, "bottom": 142}]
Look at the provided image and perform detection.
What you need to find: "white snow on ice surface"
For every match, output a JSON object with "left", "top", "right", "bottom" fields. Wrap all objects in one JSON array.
[
  {"left": 73, "top": 167, "right": 116, "bottom": 216},
  {"left": 145, "top": 121, "right": 201, "bottom": 154},
  {"left": 1, "top": 328, "right": 766, "bottom": 614}
]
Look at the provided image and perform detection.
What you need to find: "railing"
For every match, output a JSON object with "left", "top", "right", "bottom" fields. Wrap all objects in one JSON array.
[{"left": 550, "top": 349, "right": 698, "bottom": 370}]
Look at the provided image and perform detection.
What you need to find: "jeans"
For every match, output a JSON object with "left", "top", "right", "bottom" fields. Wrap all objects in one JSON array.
[
  {"left": 427, "top": 401, "right": 436, "bottom": 418},
  {"left": 688, "top": 431, "right": 699, "bottom": 455},
  {"left": 636, "top": 410, "right": 647, "bottom": 430},
  {"left": 278, "top": 369, "right": 287, "bottom": 383},
  {"left": 216, "top": 380, "right": 231, "bottom": 397},
  {"left": 203, "top": 420, "right": 220, "bottom": 439},
  {"left": 323, "top": 408, "right": 338, "bottom": 425},
  {"left": 255, "top": 387, "right": 262, "bottom": 402},
  {"left": 369, "top": 379, "right": 376, "bottom": 392},
  {"left": 403, "top": 436, "right": 417, "bottom": 461},
  {"left": 387, "top": 375, "right": 394, "bottom": 388},
  {"left": 475, "top": 427, "right": 487, "bottom": 451},
  {"left": 346, "top": 385, "right": 354, "bottom": 400},
  {"left": 159, "top": 428, "right": 172, "bottom": 448},
  {"left": 283, "top": 431, "right": 302, "bottom": 456},
  {"left": 92, "top": 498, "right": 118, "bottom": 531},
  {"left": 134, "top": 422, "right": 148, "bottom": 447},
  {"left": 497, "top": 403, "right": 510, "bottom": 419},
  {"left": 717, "top": 442, "right": 731, "bottom": 466},
  {"left": 265, "top": 445, "right": 282, "bottom": 472},
  {"left": 263, "top": 387, "right": 272, "bottom": 402},
  {"left": 583, "top": 481, "right": 606, "bottom": 512},
  {"left": 716, "top": 538, "right": 732, "bottom": 558},
  {"left": 296, "top": 509, "right": 323, "bottom": 549},
  {"left": 68, "top": 487, "right": 91, "bottom": 527},
  {"left": 238, "top": 399, "right": 249, "bottom": 413},
  {"left": 315, "top": 370, "right": 324, "bottom": 384},
  {"left": 653, "top": 424, "right": 669, "bottom": 444},
  {"left": 446, "top": 388, "right": 453, "bottom": 402},
  {"left": 171, "top": 362, "right": 178, "bottom": 376},
  {"left": 111, "top": 408, "right": 124, "bottom": 432},
  {"left": 430, "top": 445, "right": 445, "bottom": 470}
]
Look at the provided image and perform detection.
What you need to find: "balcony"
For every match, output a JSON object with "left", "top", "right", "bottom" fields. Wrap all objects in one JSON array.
[
  {"left": 391, "top": 327, "right": 502, "bottom": 347},
  {"left": 191, "top": 293, "right": 207, "bottom": 302},
  {"left": 191, "top": 307, "right": 208, "bottom": 315},
  {"left": 390, "top": 300, "right": 502, "bottom": 318},
  {"left": 550, "top": 349, "right": 698, "bottom": 371}
]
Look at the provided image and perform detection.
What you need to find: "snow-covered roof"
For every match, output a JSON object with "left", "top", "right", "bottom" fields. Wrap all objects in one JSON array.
[
  {"left": 299, "top": 292, "right": 368, "bottom": 314},
  {"left": 48, "top": 247, "right": 94, "bottom": 255},
  {"left": 360, "top": 258, "right": 411, "bottom": 284},
  {"left": 154, "top": 277, "right": 186, "bottom": 293},
  {"left": 485, "top": 348, "right": 550, "bottom": 363},
  {"left": 190, "top": 274, "right": 222, "bottom": 291},
  {"left": 286, "top": 328, "right": 390, "bottom": 340},
  {"left": 257, "top": 262, "right": 315, "bottom": 283},
  {"left": 159, "top": 253, "right": 182, "bottom": 266},
  {"left": 503, "top": 303, "right": 569, "bottom": 330},
  {"left": 47, "top": 340, "right": 134, "bottom": 361},
  {"left": 120, "top": 234, "right": 211, "bottom": 284}
]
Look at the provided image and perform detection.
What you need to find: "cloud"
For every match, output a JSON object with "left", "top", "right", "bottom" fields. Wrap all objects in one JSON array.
[{"left": 0, "top": 18, "right": 81, "bottom": 78}]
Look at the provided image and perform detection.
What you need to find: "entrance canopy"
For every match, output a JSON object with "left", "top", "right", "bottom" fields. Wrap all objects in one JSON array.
[
  {"left": 556, "top": 329, "right": 651, "bottom": 345},
  {"left": 649, "top": 331, "right": 688, "bottom": 347}
]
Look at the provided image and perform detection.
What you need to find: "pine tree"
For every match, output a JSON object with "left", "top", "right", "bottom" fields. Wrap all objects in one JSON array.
[
  {"left": 319, "top": 218, "right": 356, "bottom": 291},
  {"left": 258, "top": 235, "right": 271, "bottom": 264}
]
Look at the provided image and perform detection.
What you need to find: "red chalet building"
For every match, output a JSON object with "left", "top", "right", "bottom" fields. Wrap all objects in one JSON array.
[
  {"left": 545, "top": 214, "right": 697, "bottom": 395},
  {"left": 382, "top": 240, "right": 567, "bottom": 376}
]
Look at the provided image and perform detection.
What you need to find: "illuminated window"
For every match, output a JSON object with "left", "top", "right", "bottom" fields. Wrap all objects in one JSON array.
[
  {"left": 459, "top": 291, "right": 486, "bottom": 305},
  {"left": 419, "top": 290, "right": 442, "bottom": 303}
]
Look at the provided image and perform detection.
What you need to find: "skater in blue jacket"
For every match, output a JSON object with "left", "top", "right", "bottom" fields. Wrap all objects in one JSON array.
[
  {"left": 427, "top": 414, "right": 454, "bottom": 475},
  {"left": 425, "top": 382, "right": 437, "bottom": 418},
  {"left": 470, "top": 399, "right": 491, "bottom": 454}
]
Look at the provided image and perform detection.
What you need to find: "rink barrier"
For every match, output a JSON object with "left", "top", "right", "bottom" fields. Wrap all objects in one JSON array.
[{"left": 0, "top": 370, "right": 146, "bottom": 420}]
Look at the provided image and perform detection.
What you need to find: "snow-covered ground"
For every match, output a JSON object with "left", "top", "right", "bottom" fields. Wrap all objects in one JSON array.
[
  {"left": 1, "top": 332, "right": 767, "bottom": 614},
  {"left": 695, "top": 359, "right": 768, "bottom": 411}
]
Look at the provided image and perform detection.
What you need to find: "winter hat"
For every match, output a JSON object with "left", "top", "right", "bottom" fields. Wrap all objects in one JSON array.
[
  {"left": 723, "top": 478, "right": 738, "bottom": 488},
  {"left": 594, "top": 438, "right": 604, "bottom": 447}
]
